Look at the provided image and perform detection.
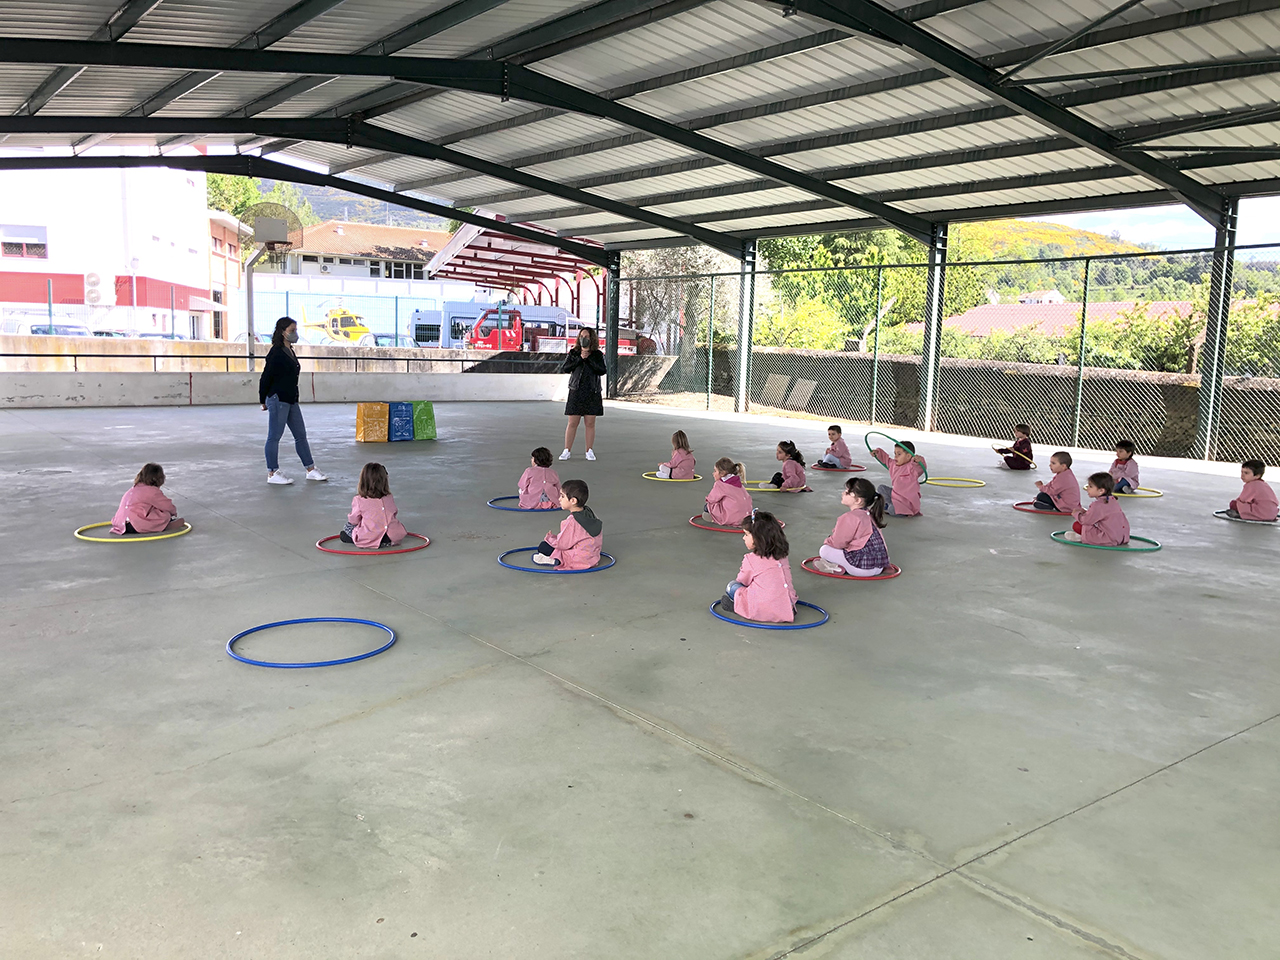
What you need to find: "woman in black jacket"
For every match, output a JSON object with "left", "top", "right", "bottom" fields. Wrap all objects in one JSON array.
[
  {"left": 559, "top": 327, "right": 606, "bottom": 461},
  {"left": 259, "top": 316, "right": 326, "bottom": 485}
]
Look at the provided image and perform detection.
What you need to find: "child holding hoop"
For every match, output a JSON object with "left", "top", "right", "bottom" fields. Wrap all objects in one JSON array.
[
  {"left": 533, "top": 479, "right": 603, "bottom": 568},
  {"left": 1033, "top": 451, "right": 1081, "bottom": 513},
  {"left": 110, "top": 463, "right": 183, "bottom": 535},
  {"left": 340, "top": 462, "right": 407, "bottom": 549},
  {"left": 723, "top": 511, "right": 797, "bottom": 622},
  {"left": 871, "top": 440, "right": 927, "bottom": 516},
  {"left": 703, "top": 458, "right": 753, "bottom": 526},
  {"left": 815, "top": 425, "right": 853, "bottom": 469},
  {"left": 518, "top": 446, "right": 562, "bottom": 510},
  {"left": 995, "top": 424, "right": 1034, "bottom": 470},
  {"left": 765, "top": 440, "right": 811, "bottom": 491},
  {"left": 813, "top": 477, "right": 890, "bottom": 577},
  {"left": 1110, "top": 440, "right": 1140, "bottom": 494},
  {"left": 1067, "top": 472, "right": 1129, "bottom": 546},
  {"left": 656, "top": 431, "right": 696, "bottom": 479},
  {"left": 1227, "top": 459, "right": 1278, "bottom": 521}
]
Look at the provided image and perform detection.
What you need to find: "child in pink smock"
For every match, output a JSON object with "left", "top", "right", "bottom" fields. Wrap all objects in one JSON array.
[
  {"left": 1068, "top": 472, "right": 1130, "bottom": 546},
  {"left": 722, "top": 510, "right": 797, "bottom": 622},
  {"left": 1110, "top": 440, "right": 1140, "bottom": 494},
  {"left": 814, "top": 425, "right": 854, "bottom": 469},
  {"left": 340, "top": 462, "right": 407, "bottom": 549},
  {"left": 518, "top": 446, "right": 562, "bottom": 510},
  {"left": 656, "top": 430, "right": 696, "bottom": 479},
  {"left": 871, "top": 440, "right": 927, "bottom": 516},
  {"left": 1228, "top": 459, "right": 1279, "bottom": 521},
  {"left": 765, "top": 440, "right": 811, "bottom": 491},
  {"left": 110, "top": 462, "right": 182, "bottom": 535},
  {"left": 702, "top": 458, "right": 753, "bottom": 527},
  {"left": 1033, "top": 451, "right": 1082, "bottom": 513},
  {"left": 812, "top": 477, "right": 891, "bottom": 576},
  {"left": 533, "top": 479, "right": 603, "bottom": 569}
]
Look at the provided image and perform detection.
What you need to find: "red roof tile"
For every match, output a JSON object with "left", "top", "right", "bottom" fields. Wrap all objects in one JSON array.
[
  {"left": 914, "top": 300, "right": 1195, "bottom": 337},
  {"left": 287, "top": 220, "right": 453, "bottom": 261}
]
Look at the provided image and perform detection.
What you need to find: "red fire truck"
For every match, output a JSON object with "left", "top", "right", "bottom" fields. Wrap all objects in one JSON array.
[{"left": 465, "top": 307, "right": 646, "bottom": 354}]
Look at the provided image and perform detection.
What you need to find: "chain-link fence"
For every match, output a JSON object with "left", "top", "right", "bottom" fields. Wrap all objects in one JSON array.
[{"left": 617, "top": 244, "right": 1280, "bottom": 465}]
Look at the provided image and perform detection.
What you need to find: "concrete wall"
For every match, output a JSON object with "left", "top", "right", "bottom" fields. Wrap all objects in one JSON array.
[{"left": 0, "top": 372, "right": 574, "bottom": 408}]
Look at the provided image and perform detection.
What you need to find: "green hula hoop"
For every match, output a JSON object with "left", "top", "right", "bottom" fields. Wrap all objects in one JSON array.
[
  {"left": 863, "top": 430, "right": 929, "bottom": 483},
  {"left": 1050, "top": 531, "right": 1162, "bottom": 552}
]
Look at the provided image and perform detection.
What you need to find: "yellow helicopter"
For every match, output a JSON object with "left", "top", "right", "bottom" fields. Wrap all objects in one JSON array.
[{"left": 300, "top": 304, "right": 375, "bottom": 345}]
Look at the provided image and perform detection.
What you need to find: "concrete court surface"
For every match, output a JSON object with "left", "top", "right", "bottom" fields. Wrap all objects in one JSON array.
[{"left": 1, "top": 399, "right": 1276, "bottom": 960}]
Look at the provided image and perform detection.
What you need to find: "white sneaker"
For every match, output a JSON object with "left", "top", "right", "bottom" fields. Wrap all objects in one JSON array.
[
  {"left": 267, "top": 472, "right": 293, "bottom": 485},
  {"left": 558, "top": 449, "right": 571, "bottom": 461},
  {"left": 812, "top": 558, "right": 844, "bottom": 574},
  {"left": 532, "top": 552, "right": 558, "bottom": 565},
  {"left": 305, "top": 468, "right": 328, "bottom": 481},
  {"left": 585, "top": 448, "right": 596, "bottom": 461}
]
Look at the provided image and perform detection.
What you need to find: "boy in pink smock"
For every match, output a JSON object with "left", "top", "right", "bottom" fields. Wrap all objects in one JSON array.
[
  {"left": 703, "top": 458, "right": 753, "bottom": 526},
  {"left": 871, "top": 440, "right": 927, "bottom": 516},
  {"left": 995, "top": 423, "right": 1034, "bottom": 470},
  {"left": 111, "top": 462, "right": 182, "bottom": 535},
  {"left": 1228, "top": 459, "right": 1279, "bottom": 521},
  {"left": 341, "top": 462, "right": 407, "bottom": 549},
  {"left": 518, "top": 446, "right": 562, "bottom": 510},
  {"left": 1068, "top": 472, "right": 1130, "bottom": 546},
  {"left": 656, "top": 430, "right": 697, "bottom": 479},
  {"left": 723, "top": 511, "right": 796, "bottom": 622},
  {"left": 1110, "top": 439, "right": 1140, "bottom": 494},
  {"left": 533, "top": 479, "right": 603, "bottom": 569},
  {"left": 815, "top": 425, "right": 854, "bottom": 469},
  {"left": 1033, "top": 451, "right": 1082, "bottom": 513}
]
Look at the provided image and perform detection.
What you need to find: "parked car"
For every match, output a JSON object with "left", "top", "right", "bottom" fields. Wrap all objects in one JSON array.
[
  {"left": 138, "top": 332, "right": 190, "bottom": 340},
  {"left": 373, "top": 334, "right": 420, "bottom": 348},
  {"left": 0, "top": 319, "right": 93, "bottom": 337},
  {"left": 234, "top": 333, "right": 274, "bottom": 344},
  {"left": 93, "top": 329, "right": 134, "bottom": 338}
]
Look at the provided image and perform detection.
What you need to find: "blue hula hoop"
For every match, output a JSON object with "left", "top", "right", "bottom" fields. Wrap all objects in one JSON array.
[
  {"left": 709, "top": 599, "right": 829, "bottom": 630},
  {"left": 487, "top": 496, "right": 564, "bottom": 512},
  {"left": 226, "top": 617, "right": 397, "bottom": 669},
  {"left": 497, "top": 547, "right": 616, "bottom": 574}
]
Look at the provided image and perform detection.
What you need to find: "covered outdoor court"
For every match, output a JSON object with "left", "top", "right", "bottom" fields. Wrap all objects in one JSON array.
[{"left": 2, "top": 400, "right": 1275, "bottom": 958}]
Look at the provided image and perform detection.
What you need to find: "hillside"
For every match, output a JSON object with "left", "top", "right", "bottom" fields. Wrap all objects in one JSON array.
[
  {"left": 260, "top": 180, "right": 450, "bottom": 231},
  {"left": 953, "top": 220, "right": 1147, "bottom": 259}
]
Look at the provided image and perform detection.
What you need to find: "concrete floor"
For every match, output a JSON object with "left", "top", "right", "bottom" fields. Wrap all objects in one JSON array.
[{"left": 1, "top": 400, "right": 1276, "bottom": 960}]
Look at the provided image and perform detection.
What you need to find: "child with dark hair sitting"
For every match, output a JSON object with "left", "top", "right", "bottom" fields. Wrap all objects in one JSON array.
[
  {"left": 1067, "top": 472, "right": 1129, "bottom": 545},
  {"left": 722, "top": 511, "right": 797, "bottom": 622},
  {"left": 1227, "top": 459, "right": 1278, "bottom": 521},
  {"left": 995, "top": 423, "right": 1034, "bottom": 470},
  {"left": 533, "top": 479, "right": 603, "bottom": 568}
]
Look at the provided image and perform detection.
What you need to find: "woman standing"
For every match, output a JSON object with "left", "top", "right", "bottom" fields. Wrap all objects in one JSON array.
[
  {"left": 259, "top": 316, "right": 327, "bottom": 485},
  {"left": 560, "top": 327, "right": 606, "bottom": 461}
]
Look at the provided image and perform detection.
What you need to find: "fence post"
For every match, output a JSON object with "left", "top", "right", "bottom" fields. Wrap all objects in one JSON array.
[
  {"left": 706, "top": 275, "right": 716, "bottom": 411},
  {"left": 1195, "top": 198, "right": 1239, "bottom": 460},
  {"left": 735, "top": 241, "right": 757, "bottom": 413},
  {"left": 869, "top": 266, "right": 883, "bottom": 424},
  {"left": 1071, "top": 259, "right": 1091, "bottom": 447},
  {"left": 604, "top": 250, "right": 621, "bottom": 398},
  {"left": 169, "top": 285, "right": 175, "bottom": 339},
  {"left": 47, "top": 278, "right": 53, "bottom": 324},
  {"left": 917, "top": 224, "right": 949, "bottom": 431}
]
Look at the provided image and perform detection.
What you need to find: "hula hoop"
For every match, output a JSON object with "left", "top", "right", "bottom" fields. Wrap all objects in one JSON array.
[
  {"left": 688, "top": 515, "right": 784, "bottom": 532},
  {"left": 487, "top": 495, "right": 564, "bottom": 512},
  {"left": 497, "top": 547, "right": 616, "bottom": 574},
  {"left": 1114, "top": 486, "right": 1164, "bottom": 498},
  {"left": 811, "top": 463, "right": 867, "bottom": 473},
  {"left": 800, "top": 558, "right": 902, "bottom": 580},
  {"left": 642, "top": 471, "right": 704, "bottom": 482},
  {"left": 1012, "top": 500, "right": 1071, "bottom": 516},
  {"left": 709, "top": 599, "right": 829, "bottom": 630},
  {"left": 316, "top": 532, "right": 430, "bottom": 556},
  {"left": 925, "top": 477, "right": 987, "bottom": 488},
  {"left": 74, "top": 520, "right": 192, "bottom": 543},
  {"left": 741, "top": 480, "right": 807, "bottom": 493},
  {"left": 1050, "top": 531, "right": 1162, "bottom": 552},
  {"left": 226, "top": 617, "right": 396, "bottom": 669},
  {"left": 1214, "top": 509, "right": 1278, "bottom": 525},
  {"left": 864, "top": 431, "right": 929, "bottom": 482},
  {"left": 992, "top": 443, "right": 1037, "bottom": 469}
]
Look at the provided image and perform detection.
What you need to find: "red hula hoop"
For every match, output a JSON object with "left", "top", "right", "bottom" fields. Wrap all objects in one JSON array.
[
  {"left": 316, "top": 533, "right": 431, "bottom": 555},
  {"left": 1011, "top": 501, "right": 1072, "bottom": 516},
  {"left": 800, "top": 557, "right": 902, "bottom": 580},
  {"left": 689, "top": 515, "right": 784, "bottom": 532},
  {"left": 811, "top": 464, "right": 867, "bottom": 473}
]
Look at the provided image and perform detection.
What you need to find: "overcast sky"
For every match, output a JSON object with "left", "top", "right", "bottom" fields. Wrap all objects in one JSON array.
[{"left": 1033, "top": 196, "right": 1280, "bottom": 253}]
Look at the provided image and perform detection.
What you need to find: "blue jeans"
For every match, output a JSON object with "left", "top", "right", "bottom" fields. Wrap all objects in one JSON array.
[{"left": 265, "top": 395, "right": 313, "bottom": 472}]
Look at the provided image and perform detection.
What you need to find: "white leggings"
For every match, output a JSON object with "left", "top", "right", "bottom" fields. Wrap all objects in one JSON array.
[{"left": 819, "top": 543, "right": 883, "bottom": 577}]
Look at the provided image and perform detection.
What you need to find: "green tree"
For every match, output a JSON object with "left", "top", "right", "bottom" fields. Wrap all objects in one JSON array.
[
  {"left": 207, "top": 173, "right": 262, "bottom": 218},
  {"left": 259, "top": 180, "right": 321, "bottom": 226},
  {"left": 752, "top": 295, "right": 848, "bottom": 349}
]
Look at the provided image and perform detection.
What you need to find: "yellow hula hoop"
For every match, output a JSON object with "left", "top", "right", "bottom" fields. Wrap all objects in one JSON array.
[
  {"left": 925, "top": 477, "right": 987, "bottom": 488},
  {"left": 991, "top": 443, "right": 1037, "bottom": 469},
  {"left": 74, "top": 521, "right": 193, "bottom": 542},
  {"left": 741, "top": 479, "right": 804, "bottom": 493},
  {"left": 1115, "top": 486, "right": 1164, "bottom": 498},
  {"left": 641, "top": 471, "right": 704, "bottom": 482}
]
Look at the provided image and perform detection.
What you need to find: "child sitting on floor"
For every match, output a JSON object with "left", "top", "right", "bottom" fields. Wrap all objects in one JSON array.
[
  {"left": 1226, "top": 459, "right": 1278, "bottom": 521},
  {"left": 533, "top": 479, "right": 603, "bottom": 568},
  {"left": 871, "top": 440, "right": 927, "bottom": 516},
  {"left": 1068, "top": 472, "right": 1130, "bottom": 545},
  {"left": 764, "top": 440, "right": 811, "bottom": 491},
  {"left": 1110, "top": 439, "right": 1140, "bottom": 494},
  {"left": 518, "top": 446, "right": 561, "bottom": 510},
  {"left": 340, "top": 462, "right": 407, "bottom": 549},
  {"left": 1033, "top": 451, "right": 1081, "bottom": 513},
  {"left": 814, "top": 425, "right": 853, "bottom": 469},
  {"left": 110, "top": 462, "right": 183, "bottom": 535},
  {"left": 656, "top": 430, "right": 696, "bottom": 479},
  {"left": 813, "top": 477, "right": 890, "bottom": 577},
  {"left": 722, "top": 510, "right": 797, "bottom": 622},
  {"left": 995, "top": 423, "right": 1034, "bottom": 470},
  {"left": 702, "top": 458, "right": 753, "bottom": 527}
]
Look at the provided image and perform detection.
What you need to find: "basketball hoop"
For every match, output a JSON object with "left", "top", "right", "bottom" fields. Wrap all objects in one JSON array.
[{"left": 263, "top": 240, "right": 293, "bottom": 267}]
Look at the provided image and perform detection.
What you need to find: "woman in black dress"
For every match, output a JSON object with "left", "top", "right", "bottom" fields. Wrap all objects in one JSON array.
[
  {"left": 559, "top": 327, "right": 606, "bottom": 461},
  {"left": 259, "top": 316, "right": 327, "bottom": 485}
]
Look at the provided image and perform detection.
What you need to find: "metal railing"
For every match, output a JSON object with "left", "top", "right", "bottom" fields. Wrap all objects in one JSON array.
[{"left": 0, "top": 351, "right": 564, "bottom": 374}]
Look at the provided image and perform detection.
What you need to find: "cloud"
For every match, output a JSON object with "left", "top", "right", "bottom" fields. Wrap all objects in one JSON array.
[{"left": 1028, "top": 197, "right": 1280, "bottom": 252}]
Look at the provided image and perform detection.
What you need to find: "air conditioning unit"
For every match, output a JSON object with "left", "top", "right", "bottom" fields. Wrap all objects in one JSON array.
[
  {"left": 320, "top": 263, "right": 331, "bottom": 273},
  {"left": 83, "top": 270, "right": 116, "bottom": 307}
]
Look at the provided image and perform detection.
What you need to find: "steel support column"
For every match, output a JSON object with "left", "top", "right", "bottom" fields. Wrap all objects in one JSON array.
[
  {"left": 735, "top": 241, "right": 757, "bottom": 413},
  {"left": 1195, "top": 198, "right": 1239, "bottom": 459},
  {"left": 917, "top": 223, "right": 948, "bottom": 431},
  {"left": 604, "top": 251, "right": 621, "bottom": 399}
]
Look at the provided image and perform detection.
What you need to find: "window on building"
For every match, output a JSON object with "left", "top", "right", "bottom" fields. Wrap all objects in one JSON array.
[
  {"left": 353, "top": 259, "right": 365, "bottom": 265},
  {"left": 2, "top": 225, "right": 48, "bottom": 258},
  {"left": 322, "top": 256, "right": 334, "bottom": 263},
  {"left": 339, "top": 258, "right": 352, "bottom": 265},
  {"left": 213, "top": 312, "right": 223, "bottom": 339},
  {"left": 229, "top": 244, "right": 237, "bottom": 257},
  {"left": 302, "top": 255, "right": 319, "bottom": 263},
  {"left": 370, "top": 264, "right": 381, "bottom": 277},
  {"left": 2, "top": 241, "right": 47, "bottom": 258},
  {"left": 212, "top": 237, "right": 224, "bottom": 252}
]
